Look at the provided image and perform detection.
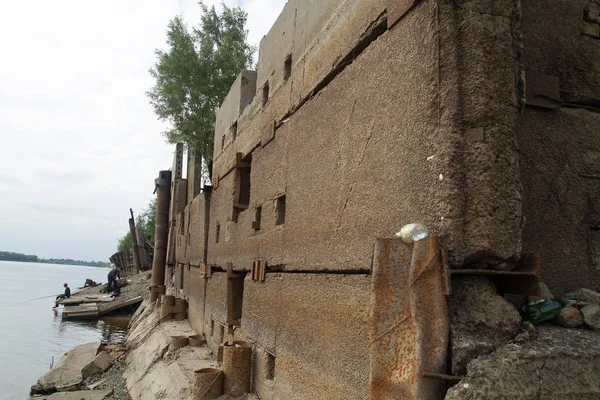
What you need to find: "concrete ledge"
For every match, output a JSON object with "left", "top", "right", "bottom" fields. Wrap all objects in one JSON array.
[{"left": 37, "top": 342, "right": 101, "bottom": 392}]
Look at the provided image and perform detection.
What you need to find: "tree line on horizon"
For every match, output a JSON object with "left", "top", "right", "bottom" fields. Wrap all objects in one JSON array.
[{"left": 0, "top": 251, "right": 106, "bottom": 267}]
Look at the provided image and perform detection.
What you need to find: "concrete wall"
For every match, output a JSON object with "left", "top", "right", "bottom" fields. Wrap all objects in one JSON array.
[
  {"left": 212, "top": 0, "right": 390, "bottom": 180},
  {"left": 203, "top": 272, "right": 228, "bottom": 353},
  {"left": 214, "top": 70, "right": 257, "bottom": 157},
  {"left": 186, "top": 150, "right": 203, "bottom": 202},
  {"left": 174, "top": 190, "right": 211, "bottom": 266},
  {"left": 208, "top": 0, "right": 535, "bottom": 271},
  {"left": 209, "top": 1, "right": 452, "bottom": 271},
  {"left": 518, "top": 0, "right": 600, "bottom": 294},
  {"left": 165, "top": 1, "right": 600, "bottom": 398},
  {"left": 179, "top": 268, "right": 371, "bottom": 400},
  {"left": 181, "top": 264, "right": 206, "bottom": 333},
  {"left": 241, "top": 273, "right": 371, "bottom": 400}
]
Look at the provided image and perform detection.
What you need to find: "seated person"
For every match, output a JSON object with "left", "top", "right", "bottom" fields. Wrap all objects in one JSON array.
[{"left": 54, "top": 283, "right": 71, "bottom": 308}]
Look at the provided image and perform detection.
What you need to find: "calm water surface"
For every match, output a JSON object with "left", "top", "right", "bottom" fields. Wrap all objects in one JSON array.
[{"left": 0, "top": 261, "right": 129, "bottom": 400}]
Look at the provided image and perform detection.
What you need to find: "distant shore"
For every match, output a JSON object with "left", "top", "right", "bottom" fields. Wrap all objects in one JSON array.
[{"left": 0, "top": 251, "right": 108, "bottom": 267}]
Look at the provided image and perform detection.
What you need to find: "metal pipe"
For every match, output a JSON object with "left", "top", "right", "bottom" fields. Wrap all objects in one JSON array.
[{"left": 151, "top": 170, "right": 172, "bottom": 302}]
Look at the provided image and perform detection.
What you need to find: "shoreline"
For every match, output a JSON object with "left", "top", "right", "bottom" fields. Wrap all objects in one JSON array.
[{"left": 29, "top": 272, "right": 152, "bottom": 400}]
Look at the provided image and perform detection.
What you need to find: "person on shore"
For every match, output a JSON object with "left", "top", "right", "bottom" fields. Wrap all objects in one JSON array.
[
  {"left": 106, "top": 267, "right": 120, "bottom": 293},
  {"left": 83, "top": 278, "right": 97, "bottom": 288},
  {"left": 53, "top": 283, "right": 71, "bottom": 308}
]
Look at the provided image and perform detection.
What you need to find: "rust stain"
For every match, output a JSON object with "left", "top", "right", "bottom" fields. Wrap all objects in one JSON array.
[{"left": 369, "top": 236, "right": 448, "bottom": 400}]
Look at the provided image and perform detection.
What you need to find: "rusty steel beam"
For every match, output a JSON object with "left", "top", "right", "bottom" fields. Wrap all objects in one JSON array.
[
  {"left": 150, "top": 170, "right": 171, "bottom": 302},
  {"left": 443, "top": 251, "right": 542, "bottom": 296},
  {"left": 369, "top": 236, "right": 449, "bottom": 400}
]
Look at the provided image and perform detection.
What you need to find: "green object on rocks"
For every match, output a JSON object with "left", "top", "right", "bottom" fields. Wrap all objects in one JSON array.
[{"left": 521, "top": 299, "right": 566, "bottom": 324}]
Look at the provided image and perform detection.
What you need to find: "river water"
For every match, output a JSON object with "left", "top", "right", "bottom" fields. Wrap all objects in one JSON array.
[{"left": 0, "top": 261, "right": 129, "bottom": 400}]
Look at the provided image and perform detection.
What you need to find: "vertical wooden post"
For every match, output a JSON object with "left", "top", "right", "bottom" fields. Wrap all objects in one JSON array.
[
  {"left": 129, "top": 208, "right": 141, "bottom": 273},
  {"left": 136, "top": 228, "right": 148, "bottom": 270}
]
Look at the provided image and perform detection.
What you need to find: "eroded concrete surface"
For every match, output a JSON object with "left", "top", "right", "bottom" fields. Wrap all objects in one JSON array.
[
  {"left": 124, "top": 301, "right": 219, "bottom": 400},
  {"left": 37, "top": 342, "right": 101, "bottom": 392},
  {"left": 448, "top": 277, "right": 522, "bottom": 375},
  {"left": 445, "top": 326, "right": 600, "bottom": 400}
]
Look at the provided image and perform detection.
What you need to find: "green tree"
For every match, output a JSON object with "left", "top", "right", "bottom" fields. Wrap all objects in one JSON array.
[
  {"left": 136, "top": 198, "right": 157, "bottom": 242},
  {"left": 147, "top": 2, "right": 255, "bottom": 175},
  {"left": 116, "top": 198, "right": 157, "bottom": 252},
  {"left": 117, "top": 232, "right": 133, "bottom": 252}
]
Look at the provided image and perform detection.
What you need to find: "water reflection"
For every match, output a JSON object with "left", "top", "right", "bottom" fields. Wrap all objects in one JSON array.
[{"left": 57, "top": 316, "right": 129, "bottom": 343}]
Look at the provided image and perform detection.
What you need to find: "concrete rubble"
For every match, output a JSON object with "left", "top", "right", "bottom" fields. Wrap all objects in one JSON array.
[
  {"left": 82, "top": 351, "right": 114, "bottom": 379},
  {"left": 576, "top": 288, "right": 600, "bottom": 305},
  {"left": 445, "top": 326, "right": 600, "bottom": 400},
  {"left": 31, "top": 340, "right": 129, "bottom": 399},
  {"left": 34, "top": 342, "right": 101, "bottom": 392},
  {"left": 581, "top": 304, "right": 600, "bottom": 331},
  {"left": 555, "top": 306, "right": 585, "bottom": 328},
  {"left": 448, "top": 276, "right": 522, "bottom": 376}
]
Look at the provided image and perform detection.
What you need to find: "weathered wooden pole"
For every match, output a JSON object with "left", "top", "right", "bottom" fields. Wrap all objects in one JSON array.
[
  {"left": 150, "top": 170, "right": 172, "bottom": 302},
  {"left": 129, "top": 208, "right": 141, "bottom": 273},
  {"left": 136, "top": 227, "right": 148, "bottom": 270}
]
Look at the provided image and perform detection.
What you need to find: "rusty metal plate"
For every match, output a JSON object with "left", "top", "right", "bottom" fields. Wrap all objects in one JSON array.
[
  {"left": 525, "top": 70, "right": 563, "bottom": 109},
  {"left": 387, "top": 0, "right": 421, "bottom": 29},
  {"left": 370, "top": 236, "right": 448, "bottom": 400},
  {"left": 465, "top": 127, "right": 485, "bottom": 142}
]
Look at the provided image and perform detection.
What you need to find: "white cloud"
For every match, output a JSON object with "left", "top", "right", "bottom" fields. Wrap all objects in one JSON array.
[{"left": 0, "top": 0, "right": 286, "bottom": 261}]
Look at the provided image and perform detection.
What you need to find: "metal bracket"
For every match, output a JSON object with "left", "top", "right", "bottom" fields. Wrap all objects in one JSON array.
[
  {"left": 200, "top": 263, "right": 213, "bottom": 278},
  {"left": 226, "top": 262, "right": 245, "bottom": 278},
  {"left": 251, "top": 260, "right": 267, "bottom": 282},
  {"left": 443, "top": 252, "right": 542, "bottom": 296},
  {"left": 525, "top": 70, "right": 563, "bottom": 109}
]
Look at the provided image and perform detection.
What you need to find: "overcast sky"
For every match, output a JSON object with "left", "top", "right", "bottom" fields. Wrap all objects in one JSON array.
[{"left": 0, "top": 0, "right": 286, "bottom": 262}]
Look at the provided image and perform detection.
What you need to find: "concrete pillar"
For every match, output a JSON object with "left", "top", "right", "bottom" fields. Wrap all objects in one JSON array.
[
  {"left": 160, "top": 295, "right": 175, "bottom": 320},
  {"left": 150, "top": 170, "right": 171, "bottom": 302}
]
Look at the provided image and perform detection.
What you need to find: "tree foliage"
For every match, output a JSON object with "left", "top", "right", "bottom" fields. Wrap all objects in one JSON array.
[
  {"left": 117, "top": 198, "right": 157, "bottom": 252},
  {"left": 136, "top": 198, "right": 157, "bottom": 242},
  {"left": 117, "top": 233, "right": 133, "bottom": 253},
  {"left": 147, "top": 2, "right": 255, "bottom": 172}
]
